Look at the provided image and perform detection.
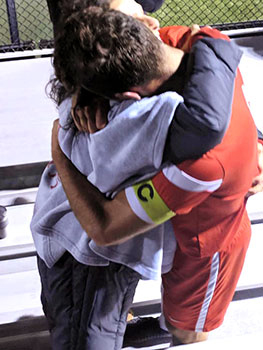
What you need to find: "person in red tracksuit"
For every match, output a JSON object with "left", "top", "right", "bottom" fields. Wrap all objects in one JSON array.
[{"left": 50, "top": 4, "right": 263, "bottom": 346}]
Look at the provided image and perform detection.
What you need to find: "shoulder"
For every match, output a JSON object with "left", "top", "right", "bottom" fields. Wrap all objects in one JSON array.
[
  {"left": 109, "top": 92, "right": 183, "bottom": 122},
  {"left": 155, "top": 154, "right": 224, "bottom": 195},
  {"left": 125, "top": 155, "right": 224, "bottom": 224},
  {"left": 191, "top": 37, "right": 242, "bottom": 73},
  {"left": 176, "top": 154, "right": 224, "bottom": 183},
  {"left": 159, "top": 26, "right": 190, "bottom": 47}
]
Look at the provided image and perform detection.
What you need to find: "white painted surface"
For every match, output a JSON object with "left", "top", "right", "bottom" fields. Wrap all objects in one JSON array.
[{"left": 0, "top": 57, "right": 57, "bottom": 166}]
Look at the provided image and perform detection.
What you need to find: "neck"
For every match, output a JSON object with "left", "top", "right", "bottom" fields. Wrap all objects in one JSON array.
[
  {"left": 159, "top": 44, "right": 185, "bottom": 82},
  {"left": 131, "top": 45, "right": 185, "bottom": 96}
]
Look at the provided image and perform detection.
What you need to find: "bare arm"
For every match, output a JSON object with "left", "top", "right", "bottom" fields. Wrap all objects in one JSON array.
[
  {"left": 52, "top": 118, "right": 218, "bottom": 246},
  {"left": 52, "top": 120, "right": 155, "bottom": 246}
]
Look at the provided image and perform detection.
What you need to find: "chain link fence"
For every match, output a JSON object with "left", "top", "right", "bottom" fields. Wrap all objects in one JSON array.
[
  {"left": 1, "top": 0, "right": 263, "bottom": 53},
  {"left": 0, "top": 0, "right": 53, "bottom": 52},
  {"left": 154, "top": 0, "right": 263, "bottom": 28}
]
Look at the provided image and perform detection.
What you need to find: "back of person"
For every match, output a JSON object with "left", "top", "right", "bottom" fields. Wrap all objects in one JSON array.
[
  {"left": 159, "top": 54, "right": 258, "bottom": 335},
  {"left": 156, "top": 25, "right": 258, "bottom": 256},
  {"left": 171, "top": 68, "right": 258, "bottom": 257}
]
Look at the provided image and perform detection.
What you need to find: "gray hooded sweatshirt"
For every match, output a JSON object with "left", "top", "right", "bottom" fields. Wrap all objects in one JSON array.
[{"left": 31, "top": 38, "right": 242, "bottom": 280}]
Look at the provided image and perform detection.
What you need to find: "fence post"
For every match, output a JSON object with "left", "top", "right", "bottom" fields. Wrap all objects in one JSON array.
[{"left": 5, "top": 0, "right": 20, "bottom": 44}]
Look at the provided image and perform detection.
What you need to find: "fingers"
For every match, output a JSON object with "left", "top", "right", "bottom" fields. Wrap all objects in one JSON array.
[
  {"left": 79, "top": 106, "right": 90, "bottom": 132},
  {"left": 71, "top": 89, "right": 110, "bottom": 133},
  {"left": 190, "top": 24, "right": 200, "bottom": 35},
  {"left": 71, "top": 106, "right": 82, "bottom": 131},
  {"left": 180, "top": 24, "right": 201, "bottom": 53},
  {"left": 71, "top": 90, "right": 90, "bottom": 132},
  {"left": 246, "top": 142, "right": 263, "bottom": 198},
  {"left": 257, "top": 142, "right": 263, "bottom": 170},
  {"left": 246, "top": 182, "right": 263, "bottom": 198},
  {"left": 71, "top": 106, "right": 90, "bottom": 132},
  {"left": 86, "top": 106, "right": 100, "bottom": 134},
  {"left": 88, "top": 101, "right": 109, "bottom": 133},
  {"left": 95, "top": 106, "right": 107, "bottom": 130},
  {"left": 71, "top": 92, "right": 79, "bottom": 109},
  {"left": 71, "top": 103, "right": 109, "bottom": 133},
  {"left": 251, "top": 182, "right": 263, "bottom": 195}
]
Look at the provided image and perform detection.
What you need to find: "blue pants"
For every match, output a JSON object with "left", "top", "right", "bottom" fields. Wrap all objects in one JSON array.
[{"left": 37, "top": 252, "right": 140, "bottom": 350}]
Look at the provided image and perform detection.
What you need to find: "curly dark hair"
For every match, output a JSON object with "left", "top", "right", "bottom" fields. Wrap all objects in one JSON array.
[{"left": 52, "top": 4, "right": 164, "bottom": 101}]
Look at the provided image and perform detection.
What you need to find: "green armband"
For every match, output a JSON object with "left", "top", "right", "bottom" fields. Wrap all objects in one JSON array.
[{"left": 133, "top": 179, "right": 175, "bottom": 225}]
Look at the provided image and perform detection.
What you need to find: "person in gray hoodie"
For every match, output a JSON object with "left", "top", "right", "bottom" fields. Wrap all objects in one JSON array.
[{"left": 31, "top": 2, "right": 245, "bottom": 349}]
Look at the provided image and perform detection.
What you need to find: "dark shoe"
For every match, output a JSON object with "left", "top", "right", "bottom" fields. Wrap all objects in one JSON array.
[{"left": 123, "top": 316, "right": 172, "bottom": 348}]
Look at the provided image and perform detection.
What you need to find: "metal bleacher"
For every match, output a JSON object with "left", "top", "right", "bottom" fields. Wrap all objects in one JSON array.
[{"left": 0, "top": 196, "right": 263, "bottom": 349}]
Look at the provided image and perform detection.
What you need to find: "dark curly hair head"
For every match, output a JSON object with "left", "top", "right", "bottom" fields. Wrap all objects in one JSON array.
[{"left": 52, "top": 4, "right": 164, "bottom": 101}]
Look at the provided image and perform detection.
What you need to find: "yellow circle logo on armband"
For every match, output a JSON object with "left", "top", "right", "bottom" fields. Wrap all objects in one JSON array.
[{"left": 133, "top": 180, "right": 175, "bottom": 225}]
